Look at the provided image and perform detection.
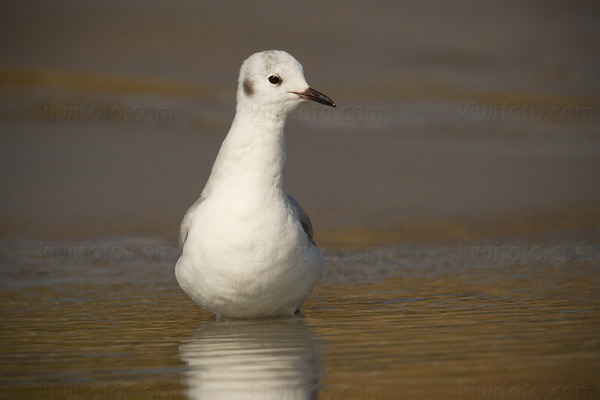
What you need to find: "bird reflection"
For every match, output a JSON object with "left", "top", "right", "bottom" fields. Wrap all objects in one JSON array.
[{"left": 179, "top": 315, "right": 321, "bottom": 400}]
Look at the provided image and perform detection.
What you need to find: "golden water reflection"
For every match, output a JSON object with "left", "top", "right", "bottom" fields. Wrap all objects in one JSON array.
[{"left": 1, "top": 237, "right": 599, "bottom": 399}]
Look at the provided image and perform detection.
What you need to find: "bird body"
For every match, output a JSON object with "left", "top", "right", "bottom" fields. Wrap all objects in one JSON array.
[{"left": 176, "top": 50, "right": 335, "bottom": 318}]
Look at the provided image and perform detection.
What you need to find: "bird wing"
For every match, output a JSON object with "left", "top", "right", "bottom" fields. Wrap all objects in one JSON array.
[
  {"left": 179, "top": 196, "right": 204, "bottom": 250},
  {"left": 287, "top": 195, "right": 316, "bottom": 246}
]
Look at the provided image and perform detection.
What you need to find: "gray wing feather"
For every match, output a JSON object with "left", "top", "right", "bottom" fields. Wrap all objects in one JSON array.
[
  {"left": 287, "top": 195, "right": 315, "bottom": 246},
  {"left": 179, "top": 196, "right": 204, "bottom": 249}
]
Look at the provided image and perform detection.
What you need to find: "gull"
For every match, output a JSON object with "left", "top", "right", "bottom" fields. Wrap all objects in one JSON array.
[{"left": 176, "top": 50, "right": 336, "bottom": 318}]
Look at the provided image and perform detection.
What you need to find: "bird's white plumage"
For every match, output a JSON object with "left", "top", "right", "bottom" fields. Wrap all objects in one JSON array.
[{"left": 176, "top": 50, "right": 331, "bottom": 318}]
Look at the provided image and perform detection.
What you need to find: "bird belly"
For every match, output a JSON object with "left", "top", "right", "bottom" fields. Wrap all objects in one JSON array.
[{"left": 175, "top": 198, "right": 322, "bottom": 317}]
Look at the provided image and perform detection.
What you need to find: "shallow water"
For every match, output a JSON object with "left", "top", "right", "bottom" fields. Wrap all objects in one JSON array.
[{"left": 1, "top": 235, "right": 599, "bottom": 400}]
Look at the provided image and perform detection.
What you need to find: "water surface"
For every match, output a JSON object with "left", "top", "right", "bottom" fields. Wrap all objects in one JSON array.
[{"left": 1, "top": 235, "right": 599, "bottom": 399}]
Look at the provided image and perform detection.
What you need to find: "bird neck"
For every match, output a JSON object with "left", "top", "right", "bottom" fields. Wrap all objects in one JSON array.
[{"left": 204, "top": 105, "right": 288, "bottom": 196}]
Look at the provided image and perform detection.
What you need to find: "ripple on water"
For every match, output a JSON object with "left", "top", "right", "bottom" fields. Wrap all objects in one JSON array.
[{"left": 1, "top": 236, "right": 599, "bottom": 399}]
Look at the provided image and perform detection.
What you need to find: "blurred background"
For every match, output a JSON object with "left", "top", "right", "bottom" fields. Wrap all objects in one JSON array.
[{"left": 1, "top": 0, "right": 599, "bottom": 243}]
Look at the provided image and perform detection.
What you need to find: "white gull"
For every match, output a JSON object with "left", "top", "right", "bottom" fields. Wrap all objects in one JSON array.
[{"left": 176, "top": 50, "right": 336, "bottom": 318}]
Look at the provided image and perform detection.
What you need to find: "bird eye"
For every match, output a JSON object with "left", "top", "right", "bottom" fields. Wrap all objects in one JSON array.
[{"left": 268, "top": 75, "right": 281, "bottom": 85}]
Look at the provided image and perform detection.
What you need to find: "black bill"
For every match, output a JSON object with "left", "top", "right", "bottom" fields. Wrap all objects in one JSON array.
[{"left": 291, "top": 87, "right": 336, "bottom": 108}]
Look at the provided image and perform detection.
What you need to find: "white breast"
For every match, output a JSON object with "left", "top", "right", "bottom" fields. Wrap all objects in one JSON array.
[{"left": 176, "top": 191, "right": 323, "bottom": 318}]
